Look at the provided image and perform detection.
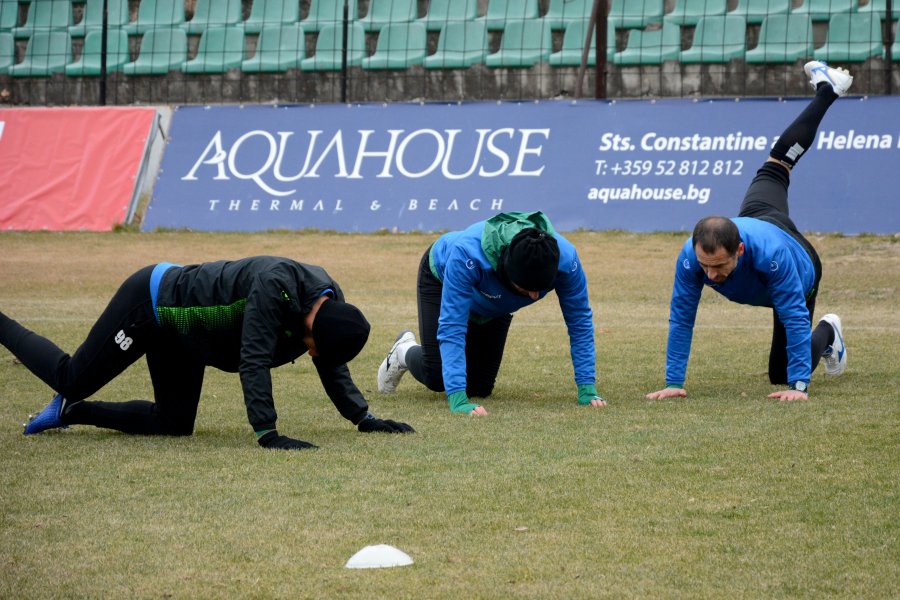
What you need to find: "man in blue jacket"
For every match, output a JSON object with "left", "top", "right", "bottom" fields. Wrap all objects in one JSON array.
[
  {"left": 646, "top": 61, "right": 851, "bottom": 403},
  {"left": 376, "top": 211, "right": 605, "bottom": 415}
]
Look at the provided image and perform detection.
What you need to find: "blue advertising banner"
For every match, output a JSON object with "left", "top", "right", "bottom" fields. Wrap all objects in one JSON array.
[{"left": 144, "top": 97, "right": 900, "bottom": 234}]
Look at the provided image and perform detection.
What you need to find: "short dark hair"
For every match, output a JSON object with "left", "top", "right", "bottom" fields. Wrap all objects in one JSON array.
[{"left": 692, "top": 216, "right": 741, "bottom": 256}]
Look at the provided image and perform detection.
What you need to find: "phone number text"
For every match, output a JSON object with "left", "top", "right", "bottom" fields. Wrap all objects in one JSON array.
[{"left": 594, "top": 159, "right": 744, "bottom": 177}]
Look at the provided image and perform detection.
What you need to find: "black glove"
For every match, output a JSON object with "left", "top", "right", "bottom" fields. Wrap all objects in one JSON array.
[
  {"left": 257, "top": 430, "right": 318, "bottom": 450},
  {"left": 357, "top": 412, "right": 416, "bottom": 433}
]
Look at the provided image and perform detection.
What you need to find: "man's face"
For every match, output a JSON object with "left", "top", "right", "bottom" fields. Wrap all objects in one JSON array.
[
  {"left": 508, "top": 280, "right": 541, "bottom": 300},
  {"left": 303, "top": 295, "right": 329, "bottom": 357},
  {"left": 695, "top": 242, "right": 744, "bottom": 284}
]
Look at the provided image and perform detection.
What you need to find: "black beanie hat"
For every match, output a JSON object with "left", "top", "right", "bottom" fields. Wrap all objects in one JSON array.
[
  {"left": 312, "top": 299, "right": 371, "bottom": 366},
  {"left": 502, "top": 228, "right": 560, "bottom": 291}
]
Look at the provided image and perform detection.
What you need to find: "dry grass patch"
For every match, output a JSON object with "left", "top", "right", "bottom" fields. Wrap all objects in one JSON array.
[{"left": 0, "top": 231, "right": 897, "bottom": 599}]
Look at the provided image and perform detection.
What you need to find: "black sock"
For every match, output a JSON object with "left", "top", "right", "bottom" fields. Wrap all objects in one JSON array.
[
  {"left": 404, "top": 344, "right": 425, "bottom": 385},
  {"left": 770, "top": 84, "right": 839, "bottom": 168},
  {"left": 810, "top": 320, "right": 836, "bottom": 372}
]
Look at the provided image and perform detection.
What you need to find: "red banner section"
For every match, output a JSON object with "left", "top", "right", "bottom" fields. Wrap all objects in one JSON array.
[{"left": 0, "top": 107, "right": 156, "bottom": 231}]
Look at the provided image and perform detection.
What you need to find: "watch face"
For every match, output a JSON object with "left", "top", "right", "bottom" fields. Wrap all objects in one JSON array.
[{"left": 794, "top": 382, "right": 807, "bottom": 392}]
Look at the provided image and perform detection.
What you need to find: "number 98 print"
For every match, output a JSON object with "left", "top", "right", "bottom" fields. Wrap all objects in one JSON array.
[
  {"left": 594, "top": 159, "right": 744, "bottom": 177},
  {"left": 114, "top": 330, "right": 133, "bottom": 351}
]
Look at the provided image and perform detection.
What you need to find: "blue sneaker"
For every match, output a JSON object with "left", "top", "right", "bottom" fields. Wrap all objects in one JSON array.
[
  {"left": 23, "top": 393, "right": 70, "bottom": 435},
  {"left": 820, "top": 314, "right": 847, "bottom": 376}
]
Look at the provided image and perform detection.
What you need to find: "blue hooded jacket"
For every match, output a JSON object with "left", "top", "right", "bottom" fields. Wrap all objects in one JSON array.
[
  {"left": 666, "top": 217, "right": 817, "bottom": 387},
  {"left": 429, "top": 212, "right": 596, "bottom": 399}
]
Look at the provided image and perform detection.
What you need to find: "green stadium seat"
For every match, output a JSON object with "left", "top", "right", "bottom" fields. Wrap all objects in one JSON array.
[
  {"left": 485, "top": 18, "right": 552, "bottom": 67},
  {"left": 612, "top": 21, "right": 681, "bottom": 64},
  {"left": 241, "top": 23, "right": 305, "bottom": 71},
  {"left": 665, "top": 0, "right": 728, "bottom": 26},
  {"left": 0, "top": 31, "right": 13, "bottom": 73},
  {"left": 183, "top": 0, "right": 243, "bottom": 35},
  {"left": 1, "top": 0, "right": 19, "bottom": 32},
  {"left": 423, "top": 20, "right": 487, "bottom": 68},
  {"left": 8, "top": 30, "right": 72, "bottom": 76},
  {"left": 744, "top": 14, "right": 813, "bottom": 62},
  {"left": 361, "top": 21, "right": 426, "bottom": 68},
  {"left": 793, "top": 0, "right": 857, "bottom": 22},
  {"left": 13, "top": 0, "right": 72, "bottom": 39},
  {"left": 122, "top": 27, "right": 188, "bottom": 74},
  {"left": 65, "top": 27, "right": 130, "bottom": 74},
  {"left": 728, "top": 0, "right": 790, "bottom": 25},
  {"left": 123, "top": 0, "right": 186, "bottom": 35},
  {"left": 476, "top": 0, "right": 540, "bottom": 31},
  {"left": 542, "top": 0, "right": 593, "bottom": 30},
  {"left": 69, "top": 0, "right": 128, "bottom": 37},
  {"left": 417, "top": 0, "right": 478, "bottom": 32},
  {"left": 549, "top": 19, "right": 616, "bottom": 66},
  {"left": 894, "top": 28, "right": 900, "bottom": 55},
  {"left": 183, "top": 25, "right": 245, "bottom": 73},
  {"left": 858, "top": 0, "right": 900, "bottom": 19},
  {"left": 680, "top": 14, "right": 746, "bottom": 62},
  {"left": 608, "top": 0, "right": 665, "bottom": 28},
  {"left": 300, "top": 21, "right": 365, "bottom": 70},
  {"left": 360, "top": 0, "right": 417, "bottom": 32},
  {"left": 243, "top": 0, "right": 300, "bottom": 34},
  {"left": 302, "top": 0, "right": 359, "bottom": 33},
  {"left": 815, "top": 12, "right": 883, "bottom": 61}
]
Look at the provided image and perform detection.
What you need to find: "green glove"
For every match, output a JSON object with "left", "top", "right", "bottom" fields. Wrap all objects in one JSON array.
[
  {"left": 577, "top": 383, "right": 603, "bottom": 405},
  {"left": 448, "top": 390, "right": 479, "bottom": 414}
]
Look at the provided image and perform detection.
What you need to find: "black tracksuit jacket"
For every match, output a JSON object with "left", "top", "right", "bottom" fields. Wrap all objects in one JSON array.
[{"left": 155, "top": 256, "right": 369, "bottom": 432}]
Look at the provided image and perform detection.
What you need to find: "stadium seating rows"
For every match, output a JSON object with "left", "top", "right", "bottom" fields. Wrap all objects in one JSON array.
[{"left": 0, "top": 0, "right": 895, "bottom": 75}]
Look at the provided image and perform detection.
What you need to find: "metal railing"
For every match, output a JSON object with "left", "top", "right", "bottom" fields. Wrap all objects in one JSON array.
[{"left": 0, "top": 0, "right": 895, "bottom": 106}]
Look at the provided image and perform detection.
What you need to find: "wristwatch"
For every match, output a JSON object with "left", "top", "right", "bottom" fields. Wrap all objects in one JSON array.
[{"left": 791, "top": 381, "right": 808, "bottom": 393}]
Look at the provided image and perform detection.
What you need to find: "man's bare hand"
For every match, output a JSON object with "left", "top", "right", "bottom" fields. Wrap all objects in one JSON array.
[
  {"left": 645, "top": 387, "right": 687, "bottom": 400},
  {"left": 767, "top": 389, "right": 809, "bottom": 402}
]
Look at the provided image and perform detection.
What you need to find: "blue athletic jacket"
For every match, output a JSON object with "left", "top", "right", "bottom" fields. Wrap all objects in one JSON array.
[
  {"left": 666, "top": 217, "right": 817, "bottom": 388},
  {"left": 429, "top": 214, "right": 596, "bottom": 399}
]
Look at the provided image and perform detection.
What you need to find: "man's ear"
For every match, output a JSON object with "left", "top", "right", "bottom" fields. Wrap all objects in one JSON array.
[{"left": 736, "top": 242, "right": 745, "bottom": 258}]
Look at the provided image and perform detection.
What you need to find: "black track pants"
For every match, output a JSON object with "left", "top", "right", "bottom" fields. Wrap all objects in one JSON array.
[
  {"left": 0, "top": 265, "right": 204, "bottom": 434},
  {"left": 405, "top": 248, "right": 512, "bottom": 398},
  {"left": 738, "top": 164, "right": 829, "bottom": 384}
]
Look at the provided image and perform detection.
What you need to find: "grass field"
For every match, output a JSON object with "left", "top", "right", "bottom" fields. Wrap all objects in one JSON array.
[{"left": 0, "top": 230, "right": 897, "bottom": 599}]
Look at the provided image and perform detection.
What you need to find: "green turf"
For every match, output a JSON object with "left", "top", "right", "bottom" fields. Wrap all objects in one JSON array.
[{"left": 0, "top": 231, "right": 897, "bottom": 598}]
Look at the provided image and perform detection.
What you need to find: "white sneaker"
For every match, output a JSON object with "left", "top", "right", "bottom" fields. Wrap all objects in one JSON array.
[
  {"left": 377, "top": 330, "right": 417, "bottom": 393},
  {"left": 803, "top": 61, "right": 853, "bottom": 97},
  {"left": 819, "top": 313, "right": 847, "bottom": 376}
]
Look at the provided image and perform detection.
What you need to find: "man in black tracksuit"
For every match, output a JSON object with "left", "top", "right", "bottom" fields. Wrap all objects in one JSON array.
[{"left": 2, "top": 256, "right": 414, "bottom": 449}]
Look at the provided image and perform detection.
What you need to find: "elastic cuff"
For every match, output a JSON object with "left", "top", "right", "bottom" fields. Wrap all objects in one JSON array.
[
  {"left": 665, "top": 384, "right": 684, "bottom": 389},
  {"left": 255, "top": 428, "right": 275, "bottom": 438},
  {"left": 447, "top": 390, "right": 476, "bottom": 414},
  {"left": 577, "top": 383, "right": 599, "bottom": 405},
  {"left": 352, "top": 411, "right": 374, "bottom": 426},
  {"left": 253, "top": 420, "right": 277, "bottom": 434}
]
